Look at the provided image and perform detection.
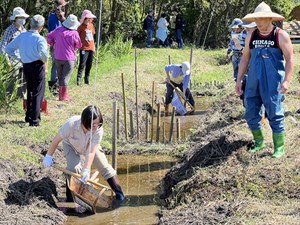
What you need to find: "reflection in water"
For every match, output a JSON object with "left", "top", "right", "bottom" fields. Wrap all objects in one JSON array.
[{"left": 63, "top": 155, "right": 175, "bottom": 225}]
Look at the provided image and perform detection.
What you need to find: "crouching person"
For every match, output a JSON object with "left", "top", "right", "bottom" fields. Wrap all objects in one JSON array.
[{"left": 43, "top": 105, "right": 125, "bottom": 202}]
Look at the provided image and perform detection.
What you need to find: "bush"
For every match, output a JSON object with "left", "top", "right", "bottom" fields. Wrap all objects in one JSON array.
[
  {"left": 0, "top": 55, "right": 21, "bottom": 113},
  {"left": 106, "top": 33, "right": 133, "bottom": 58}
]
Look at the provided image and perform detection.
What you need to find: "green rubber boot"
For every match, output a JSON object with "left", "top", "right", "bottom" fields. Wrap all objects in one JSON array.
[
  {"left": 249, "top": 129, "right": 266, "bottom": 153},
  {"left": 272, "top": 132, "right": 285, "bottom": 158}
]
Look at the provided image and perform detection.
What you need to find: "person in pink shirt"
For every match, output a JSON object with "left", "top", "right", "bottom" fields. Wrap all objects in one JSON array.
[{"left": 47, "top": 14, "right": 82, "bottom": 101}]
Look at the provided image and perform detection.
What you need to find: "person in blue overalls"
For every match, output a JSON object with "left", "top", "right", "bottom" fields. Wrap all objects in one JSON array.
[{"left": 235, "top": 2, "right": 294, "bottom": 158}]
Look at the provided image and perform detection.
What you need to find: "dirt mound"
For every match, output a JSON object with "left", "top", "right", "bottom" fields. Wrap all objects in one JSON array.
[
  {"left": 0, "top": 159, "right": 66, "bottom": 225},
  {"left": 158, "top": 92, "right": 300, "bottom": 224}
]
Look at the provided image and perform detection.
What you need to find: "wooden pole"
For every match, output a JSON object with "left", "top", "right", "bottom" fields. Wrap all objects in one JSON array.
[
  {"left": 134, "top": 47, "right": 140, "bottom": 140},
  {"left": 129, "top": 110, "right": 134, "bottom": 139},
  {"left": 169, "top": 106, "right": 176, "bottom": 143},
  {"left": 150, "top": 81, "right": 155, "bottom": 143},
  {"left": 156, "top": 103, "right": 161, "bottom": 143},
  {"left": 168, "top": 55, "right": 171, "bottom": 64},
  {"left": 162, "top": 122, "right": 165, "bottom": 144},
  {"left": 189, "top": 47, "right": 193, "bottom": 90},
  {"left": 145, "top": 112, "right": 149, "bottom": 141},
  {"left": 112, "top": 101, "right": 117, "bottom": 170},
  {"left": 121, "top": 73, "right": 128, "bottom": 141},
  {"left": 117, "top": 108, "right": 120, "bottom": 139},
  {"left": 176, "top": 118, "right": 181, "bottom": 142}
]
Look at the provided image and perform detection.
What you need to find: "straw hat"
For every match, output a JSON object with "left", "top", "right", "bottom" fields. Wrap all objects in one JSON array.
[
  {"left": 10, "top": 7, "right": 29, "bottom": 20},
  {"left": 242, "top": 2, "right": 284, "bottom": 22},
  {"left": 62, "top": 14, "right": 80, "bottom": 30}
]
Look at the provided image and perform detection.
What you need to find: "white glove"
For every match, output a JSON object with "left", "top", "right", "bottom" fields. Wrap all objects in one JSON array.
[
  {"left": 74, "top": 163, "right": 82, "bottom": 174},
  {"left": 43, "top": 154, "right": 53, "bottom": 167},
  {"left": 80, "top": 168, "right": 90, "bottom": 183}
]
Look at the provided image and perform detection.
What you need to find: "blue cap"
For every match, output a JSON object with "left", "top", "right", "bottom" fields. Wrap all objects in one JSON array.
[{"left": 229, "top": 18, "right": 242, "bottom": 28}]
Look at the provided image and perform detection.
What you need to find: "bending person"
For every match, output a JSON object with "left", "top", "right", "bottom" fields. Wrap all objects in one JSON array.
[{"left": 43, "top": 105, "right": 125, "bottom": 201}]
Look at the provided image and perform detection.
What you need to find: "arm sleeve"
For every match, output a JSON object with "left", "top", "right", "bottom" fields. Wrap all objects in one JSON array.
[
  {"left": 38, "top": 38, "right": 48, "bottom": 62},
  {"left": 47, "top": 30, "right": 55, "bottom": 46},
  {"left": 58, "top": 119, "right": 72, "bottom": 139},
  {"left": 5, "top": 36, "right": 20, "bottom": 61},
  {"left": 165, "top": 64, "right": 175, "bottom": 72},
  {"left": 0, "top": 28, "right": 14, "bottom": 54},
  {"left": 74, "top": 32, "right": 82, "bottom": 49},
  {"left": 183, "top": 74, "right": 190, "bottom": 89}
]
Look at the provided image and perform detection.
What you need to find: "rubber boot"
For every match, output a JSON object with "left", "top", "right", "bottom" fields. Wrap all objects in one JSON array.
[
  {"left": 66, "top": 178, "right": 74, "bottom": 202},
  {"left": 164, "top": 104, "right": 169, "bottom": 117},
  {"left": 272, "top": 132, "right": 285, "bottom": 158},
  {"left": 249, "top": 129, "right": 266, "bottom": 153},
  {"left": 107, "top": 176, "right": 125, "bottom": 201},
  {"left": 59, "top": 86, "right": 64, "bottom": 101}
]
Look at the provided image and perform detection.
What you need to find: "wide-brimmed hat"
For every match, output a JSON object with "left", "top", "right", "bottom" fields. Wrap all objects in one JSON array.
[
  {"left": 242, "top": 21, "right": 257, "bottom": 28},
  {"left": 80, "top": 10, "right": 96, "bottom": 24},
  {"left": 229, "top": 18, "right": 243, "bottom": 29},
  {"left": 10, "top": 7, "right": 29, "bottom": 20},
  {"left": 181, "top": 62, "right": 190, "bottom": 76},
  {"left": 62, "top": 14, "right": 80, "bottom": 30},
  {"left": 242, "top": 2, "right": 284, "bottom": 22}
]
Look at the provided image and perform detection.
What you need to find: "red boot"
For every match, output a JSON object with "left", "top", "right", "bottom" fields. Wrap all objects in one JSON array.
[{"left": 59, "top": 86, "right": 71, "bottom": 101}]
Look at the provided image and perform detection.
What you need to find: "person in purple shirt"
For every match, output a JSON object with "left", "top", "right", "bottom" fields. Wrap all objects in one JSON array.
[
  {"left": 47, "top": 14, "right": 82, "bottom": 101},
  {"left": 164, "top": 61, "right": 195, "bottom": 116},
  {"left": 47, "top": 0, "right": 68, "bottom": 95}
]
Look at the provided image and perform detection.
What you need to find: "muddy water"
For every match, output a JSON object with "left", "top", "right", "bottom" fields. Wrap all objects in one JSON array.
[
  {"left": 64, "top": 155, "right": 175, "bottom": 225},
  {"left": 151, "top": 96, "right": 211, "bottom": 142}
]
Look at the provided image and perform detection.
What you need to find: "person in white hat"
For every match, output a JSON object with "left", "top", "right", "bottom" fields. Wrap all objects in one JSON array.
[
  {"left": 47, "top": 14, "right": 82, "bottom": 101},
  {"left": 5, "top": 15, "right": 48, "bottom": 127},
  {"left": 0, "top": 7, "right": 29, "bottom": 98},
  {"left": 235, "top": 2, "right": 294, "bottom": 158},
  {"left": 226, "top": 18, "right": 247, "bottom": 82},
  {"left": 76, "top": 9, "right": 97, "bottom": 86},
  {"left": 164, "top": 61, "right": 195, "bottom": 116}
]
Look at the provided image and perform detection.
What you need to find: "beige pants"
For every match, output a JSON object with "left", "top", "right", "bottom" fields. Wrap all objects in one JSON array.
[{"left": 63, "top": 141, "right": 116, "bottom": 180}]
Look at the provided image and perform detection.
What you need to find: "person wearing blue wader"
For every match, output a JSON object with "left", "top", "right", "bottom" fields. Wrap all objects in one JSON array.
[
  {"left": 235, "top": 2, "right": 294, "bottom": 158},
  {"left": 226, "top": 18, "right": 247, "bottom": 82}
]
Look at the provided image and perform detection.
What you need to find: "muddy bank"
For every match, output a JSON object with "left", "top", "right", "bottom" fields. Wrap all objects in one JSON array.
[
  {"left": 158, "top": 92, "right": 300, "bottom": 224},
  {"left": 0, "top": 147, "right": 67, "bottom": 225}
]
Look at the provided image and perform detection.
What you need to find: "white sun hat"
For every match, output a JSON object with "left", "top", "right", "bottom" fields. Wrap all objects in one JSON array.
[
  {"left": 62, "top": 14, "right": 80, "bottom": 30},
  {"left": 242, "top": 22, "right": 257, "bottom": 28},
  {"left": 181, "top": 61, "right": 191, "bottom": 76},
  {"left": 242, "top": 2, "right": 284, "bottom": 22},
  {"left": 10, "top": 7, "right": 29, "bottom": 20}
]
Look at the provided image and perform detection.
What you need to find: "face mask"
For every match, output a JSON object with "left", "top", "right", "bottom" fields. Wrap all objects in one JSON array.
[{"left": 16, "top": 19, "right": 26, "bottom": 26}]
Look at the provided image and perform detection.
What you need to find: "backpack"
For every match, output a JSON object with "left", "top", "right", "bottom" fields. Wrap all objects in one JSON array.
[{"left": 143, "top": 18, "right": 148, "bottom": 30}]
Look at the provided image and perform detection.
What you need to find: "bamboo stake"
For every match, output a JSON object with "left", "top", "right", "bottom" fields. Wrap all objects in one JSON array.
[
  {"left": 134, "top": 47, "right": 140, "bottom": 140},
  {"left": 129, "top": 110, "right": 134, "bottom": 139},
  {"left": 112, "top": 102, "right": 117, "bottom": 170},
  {"left": 169, "top": 106, "right": 176, "bottom": 143},
  {"left": 121, "top": 73, "right": 128, "bottom": 140},
  {"left": 145, "top": 112, "right": 149, "bottom": 141},
  {"left": 150, "top": 81, "right": 155, "bottom": 143},
  {"left": 176, "top": 118, "right": 181, "bottom": 142},
  {"left": 156, "top": 103, "right": 161, "bottom": 143},
  {"left": 117, "top": 108, "right": 120, "bottom": 139},
  {"left": 162, "top": 122, "right": 165, "bottom": 144},
  {"left": 168, "top": 55, "right": 171, "bottom": 64}
]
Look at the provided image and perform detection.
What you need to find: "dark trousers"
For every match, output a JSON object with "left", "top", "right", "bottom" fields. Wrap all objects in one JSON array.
[
  {"left": 23, "top": 60, "right": 45, "bottom": 126},
  {"left": 165, "top": 81, "right": 194, "bottom": 106},
  {"left": 77, "top": 50, "right": 94, "bottom": 81}
]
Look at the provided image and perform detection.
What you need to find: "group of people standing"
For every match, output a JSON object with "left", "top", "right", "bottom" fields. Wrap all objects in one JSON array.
[
  {"left": 0, "top": 0, "right": 97, "bottom": 126},
  {"left": 144, "top": 9, "right": 185, "bottom": 48},
  {"left": 227, "top": 2, "right": 294, "bottom": 158}
]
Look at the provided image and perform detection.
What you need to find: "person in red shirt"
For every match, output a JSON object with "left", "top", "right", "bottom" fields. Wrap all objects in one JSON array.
[{"left": 76, "top": 10, "right": 96, "bottom": 86}]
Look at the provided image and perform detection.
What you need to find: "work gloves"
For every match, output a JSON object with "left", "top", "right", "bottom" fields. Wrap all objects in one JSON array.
[
  {"left": 43, "top": 154, "right": 53, "bottom": 167},
  {"left": 80, "top": 168, "right": 90, "bottom": 184}
]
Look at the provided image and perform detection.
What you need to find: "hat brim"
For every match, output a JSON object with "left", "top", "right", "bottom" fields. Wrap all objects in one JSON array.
[
  {"left": 230, "top": 25, "right": 241, "bottom": 29},
  {"left": 242, "top": 22, "right": 257, "bottom": 28},
  {"left": 62, "top": 21, "right": 80, "bottom": 30},
  {"left": 242, "top": 12, "right": 284, "bottom": 22},
  {"left": 10, "top": 13, "right": 29, "bottom": 20}
]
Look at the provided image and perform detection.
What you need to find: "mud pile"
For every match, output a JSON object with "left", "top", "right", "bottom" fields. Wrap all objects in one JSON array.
[{"left": 158, "top": 93, "right": 300, "bottom": 224}]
